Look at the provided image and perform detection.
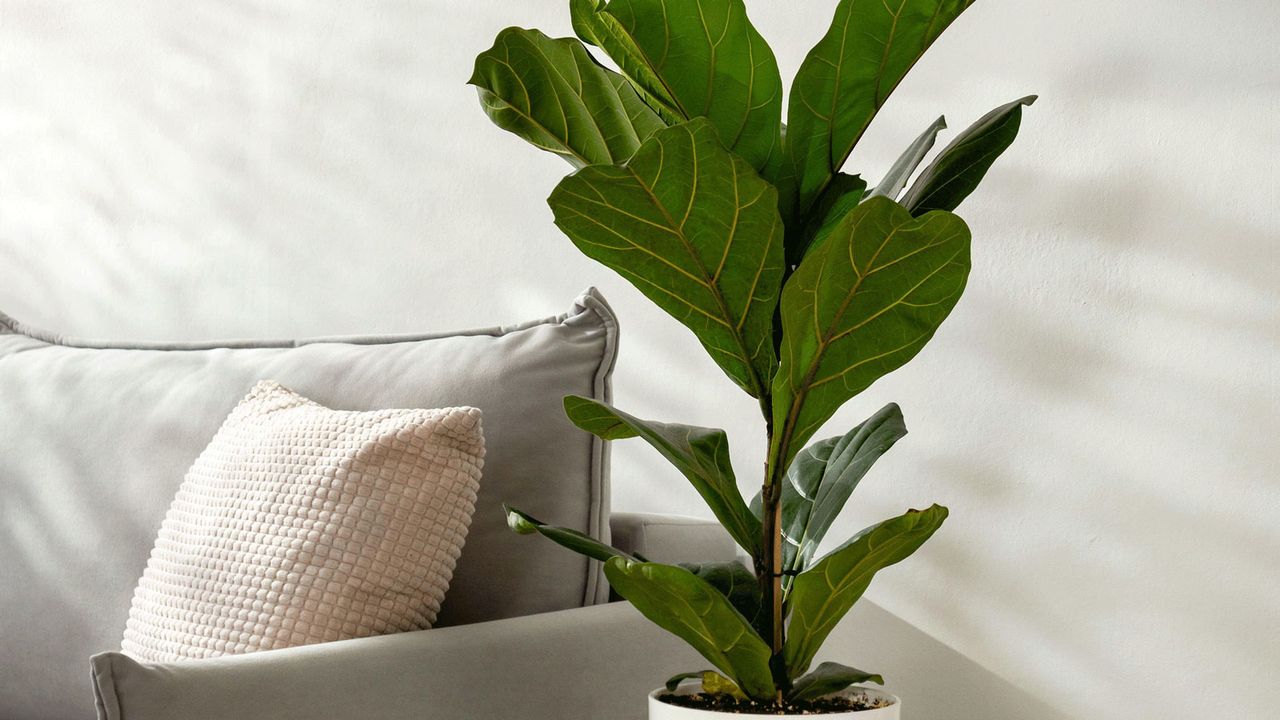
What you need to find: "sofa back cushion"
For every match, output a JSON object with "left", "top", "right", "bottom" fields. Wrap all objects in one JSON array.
[{"left": 0, "top": 290, "right": 616, "bottom": 720}]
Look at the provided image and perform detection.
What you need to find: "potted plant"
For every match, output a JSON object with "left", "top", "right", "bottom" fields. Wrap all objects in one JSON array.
[{"left": 470, "top": 0, "right": 1033, "bottom": 715}]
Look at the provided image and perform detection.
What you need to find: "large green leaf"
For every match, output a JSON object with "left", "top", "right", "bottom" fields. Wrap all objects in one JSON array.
[
  {"left": 869, "top": 115, "right": 948, "bottom": 200},
  {"left": 606, "top": 558, "right": 776, "bottom": 700},
  {"left": 785, "top": 0, "right": 974, "bottom": 216},
  {"left": 779, "top": 403, "right": 909, "bottom": 579},
  {"left": 771, "top": 197, "right": 970, "bottom": 464},
  {"left": 783, "top": 505, "right": 948, "bottom": 675},
  {"left": 789, "top": 661, "right": 884, "bottom": 701},
  {"left": 680, "top": 561, "right": 763, "bottom": 634},
  {"left": 901, "top": 95, "right": 1037, "bottom": 215},
  {"left": 505, "top": 505, "right": 640, "bottom": 562},
  {"left": 569, "top": 0, "right": 684, "bottom": 124},
  {"left": 550, "top": 120, "right": 784, "bottom": 398},
  {"left": 564, "top": 395, "right": 761, "bottom": 556},
  {"left": 593, "top": 0, "right": 784, "bottom": 174},
  {"left": 469, "top": 27, "right": 665, "bottom": 168}
]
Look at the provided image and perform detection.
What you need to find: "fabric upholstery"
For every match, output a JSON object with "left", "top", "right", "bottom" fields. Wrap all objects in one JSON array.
[
  {"left": 609, "top": 512, "right": 739, "bottom": 566},
  {"left": 0, "top": 289, "right": 616, "bottom": 720},
  {"left": 92, "top": 601, "right": 700, "bottom": 720},
  {"left": 123, "top": 381, "right": 484, "bottom": 662}
]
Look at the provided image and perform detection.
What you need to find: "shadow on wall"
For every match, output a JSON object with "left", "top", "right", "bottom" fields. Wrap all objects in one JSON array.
[{"left": 821, "top": 600, "right": 1072, "bottom": 720}]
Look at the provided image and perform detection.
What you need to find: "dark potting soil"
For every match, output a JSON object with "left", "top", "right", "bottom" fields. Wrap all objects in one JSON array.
[{"left": 656, "top": 692, "right": 890, "bottom": 715}]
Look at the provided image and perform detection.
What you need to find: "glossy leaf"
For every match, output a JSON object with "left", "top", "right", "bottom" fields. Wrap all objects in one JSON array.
[
  {"left": 779, "top": 403, "right": 909, "bottom": 580},
  {"left": 469, "top": 28, "right": 664, "bottom": 168},
  {"left": 564, "top": 395, "right": 761, "bottom": 556},
  {"left": 783, "top": 505, "right": 948, "bottom": 674},
  {"left": 901, "top": 95, "right": 1037, "bottom": 215},
  {"left": 772, "top": 197, "right": 970, "bottom": 463},
  {"left": 600, "top": 0, "right": 784, "bottom": 174},
  {"left": 785, "top": 0, "right": 974, "bottom": 215},
  {"left": 789, "top": 661, "right": 884, "bottom": 701},
  {"left": 550, "top": 120, "right": 784, "bottom": 399},
  {"left": 869, "top": 116, "right": 948, "bottom": 200},
  {"left": 606, "top": 558, "right": 776, "bottom": 700},
  {"left": 680, "top": 561, "right": 763, "bottom": 633},
  {"left": 569, "top": 0, "right": 684, "bottom": 124},
  {"left": 665, "top": 670, "right": 748, "bottom": 699},
  {"left": 505, "top": 505, "right": 639, "bottom": 562}
]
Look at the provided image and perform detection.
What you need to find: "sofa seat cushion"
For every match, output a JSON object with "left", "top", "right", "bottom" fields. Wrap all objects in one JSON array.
[
  {"left": 0, "top": 289, "right": 616, "bottom": 720},
  {"left": 123, "top": 381, "right": 485, "bottom": 662}
]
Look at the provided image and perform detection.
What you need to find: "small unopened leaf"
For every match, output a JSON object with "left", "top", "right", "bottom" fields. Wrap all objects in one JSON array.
[
  {"left": 504, "top": 505, "right": 635, "bottom": 563},
  {"left": 869, "top": 116, "right": 948, "bottom": 200},
  {"left": 665, "top": 670, "right": 748, "bottom": 699}
]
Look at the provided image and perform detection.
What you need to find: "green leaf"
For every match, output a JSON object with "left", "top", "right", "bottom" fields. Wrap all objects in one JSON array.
[
  {"left": 569, "top": 0, "right": 685, "bottom": 124},
  {"left": 504, "top": 505, "right": 638, "bottom": 562},
  {"left": 772, "top": 197, "right": 970, "bottom": 464},
  {"left": 779, "top": 403, "right": 909, "bottom": 580},
  {"left": 680, "top": 561, "right": 763, "bottom": 634},
  {"left": 564, "top": 396, "right": 761, "bottom": 556},
  {"left": 791, "top": 173, "right": 867, "bottom": 267},
  {"left": 550, "top": 119, "right": 784, "bottom": 399},
  {"left": 597, "top": 0, "right": 784, "bottom": 174},
  {"left": 665, "top": 670, "right": 749, "bottom": 699},
  {"left": 606, "top": 558, "right": 776, "bottom": 700},
  {"left": 469, "top": 27, "right": 665, "bottom": 168},
  {"left": 785, "top": 0, "right": 974, "bottom": 215},
  {"left": 869, "top": 115, "right": 948, "bottom": 200},
  {"left": 901, "top": 95, "right": 1037, "bottom": 215},
  {"left": 789, "top": 661, "right": 884, "bottom": 702},
  {"left": 783, "top": 504, "right": 948, "bottom": 675}
]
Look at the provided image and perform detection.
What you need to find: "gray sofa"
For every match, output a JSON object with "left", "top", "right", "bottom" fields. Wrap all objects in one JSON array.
[
  {"left": 0, "top": 289, "right": 729, "bottom": 720},
  {"left": 0, "top": 288, "right": 1061, "bottom": 720}
]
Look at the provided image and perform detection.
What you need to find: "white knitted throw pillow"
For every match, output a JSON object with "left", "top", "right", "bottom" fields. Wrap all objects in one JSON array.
[{"left": 121, "top": 381, "right": 484, "bottom": 662}]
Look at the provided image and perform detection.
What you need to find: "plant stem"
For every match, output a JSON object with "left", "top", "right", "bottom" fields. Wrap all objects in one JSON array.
[{"left": 760, "top": 441, "right": 787, "bottom": 703}]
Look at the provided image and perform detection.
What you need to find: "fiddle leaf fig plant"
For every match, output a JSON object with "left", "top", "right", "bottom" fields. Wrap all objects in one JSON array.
[{"left": 472, "top": 0, "right": 1033, "bottom": 708}]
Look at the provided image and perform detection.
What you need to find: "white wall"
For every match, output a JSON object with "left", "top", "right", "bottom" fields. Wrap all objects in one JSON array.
[{"left": 2, "top": 1, "right": 1277, "bottom": 717}]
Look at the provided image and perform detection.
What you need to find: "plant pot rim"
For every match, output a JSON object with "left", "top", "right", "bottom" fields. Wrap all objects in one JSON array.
[{"left": 649, "top": 681, "right": 901, "bottom": 717}]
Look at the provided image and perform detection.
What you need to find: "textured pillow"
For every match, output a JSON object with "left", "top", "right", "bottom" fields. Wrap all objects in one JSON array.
[{"left": 121, "top": 381, "right": 484, "bottom": 662}]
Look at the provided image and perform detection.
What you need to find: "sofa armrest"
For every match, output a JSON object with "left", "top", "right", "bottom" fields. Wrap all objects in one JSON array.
[
  {"left": 92, "top": 602, "right": 700, "bottom": 720},
  {"left": 610, "top": 512, "right": 738, "bottom": 565}
]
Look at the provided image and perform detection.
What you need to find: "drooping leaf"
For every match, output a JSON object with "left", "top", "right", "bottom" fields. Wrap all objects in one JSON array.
[
  {"left": 790, "top": 173, "right": 868, "bottom": 268},
  {"left": 665, "top": 670, "right": 749, "bottom": 699},
  {"left": 564, "top": 396, "right": 761, "bottom": 556},
  {"left": 550, "top": 120, "right": 784, "bottom": 399},
  {"left": 680, "top": 561, "right": 763, "bottom": 634},
  {"left": 869, "top": 116, "right": 948, "bottom": 200},
  {"left": 783, "top": 505, "right": 948, "bottom": 675},
  {"left": 469, "top": 27, "right": 665, "bottom": 168},
  {"left": 606, "top": 558, "right": 776, "bottom": 700},
  {"left": 785, "top": 0, "right": 974, "bottom": 215},
  {"left": 569, "top": 0, "right": 684, "bottom": 124},
  {"left": 789, "top": 661, "right": 884, "bottom": 702},
  {"left": 779, "top": 403, "right": 909, "bottom": 582},
  {"left": 771, "top": 197, "right": 970, "bottom": 464},
  {"left": 505, "top": 505, "right": 640, "bottom": 562},
  {"left": 901, "top": 95, "right": 1037, "bottom": 215},
  {"left": 597, "top": 0, "right": 784, "bottom": 175}
]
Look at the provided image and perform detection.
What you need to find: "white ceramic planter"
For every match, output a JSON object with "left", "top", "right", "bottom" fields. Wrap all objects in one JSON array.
[{"left": 649, "top": 682, "right": 901, "bottom": 719}]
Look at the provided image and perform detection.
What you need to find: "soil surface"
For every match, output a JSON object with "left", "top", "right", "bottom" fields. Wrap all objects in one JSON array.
[{"left": 657, "top": 692, "right": 890, "bottom": 715}]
